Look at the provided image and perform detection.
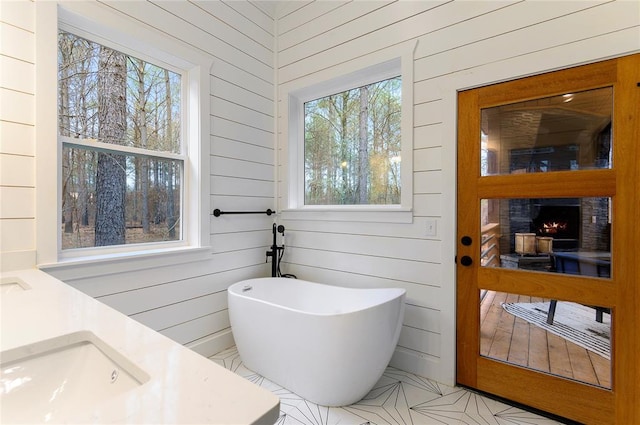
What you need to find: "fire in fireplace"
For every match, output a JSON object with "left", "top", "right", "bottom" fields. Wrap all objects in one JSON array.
[
  {"left": 531, "top": 204, "right": 580, "bottom": 241},
  {"left": 539, "top": 221, "right": 568, "bottom": 235}
]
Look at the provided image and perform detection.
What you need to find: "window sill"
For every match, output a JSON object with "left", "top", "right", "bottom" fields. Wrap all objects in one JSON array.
[
  {"left": 38, "top": 246, "right": 212, "bottom": 280},
  {"left": 280, "top": 207, "right": 413, "bottom": 224}
]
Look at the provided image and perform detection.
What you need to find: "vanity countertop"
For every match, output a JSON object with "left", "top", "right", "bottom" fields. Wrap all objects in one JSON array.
[{"left": 0, "top": 269, "right": 280, "bottom": 424}]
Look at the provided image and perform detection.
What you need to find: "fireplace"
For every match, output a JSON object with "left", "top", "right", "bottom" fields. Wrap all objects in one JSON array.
[
  {"left": 532, "top": 204, "right": 580, "bottom": 242},
  {"left": 500, "top": 197, "right": 611, "bottom": 255},
  {"left": 504, "top": 199, "right": 581, "bottom": 253}
]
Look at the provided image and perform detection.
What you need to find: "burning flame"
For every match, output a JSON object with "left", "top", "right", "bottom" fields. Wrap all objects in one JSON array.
[{"left": 540, "top": 221, "right": 567, "bottom": 235}]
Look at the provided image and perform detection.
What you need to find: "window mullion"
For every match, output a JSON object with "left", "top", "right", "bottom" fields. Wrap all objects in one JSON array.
[{"left": 60, "top": 135, "right": 185, "bottom": 162}]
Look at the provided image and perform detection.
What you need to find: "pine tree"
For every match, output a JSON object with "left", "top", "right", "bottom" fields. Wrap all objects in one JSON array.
[{"left": 95, "top": 47, "right": 127, "bottom": 246}]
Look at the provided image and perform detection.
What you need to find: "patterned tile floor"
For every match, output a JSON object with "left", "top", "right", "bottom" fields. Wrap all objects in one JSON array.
[{"left": 209, "top": 347, "right": 565, "bottom": 425}]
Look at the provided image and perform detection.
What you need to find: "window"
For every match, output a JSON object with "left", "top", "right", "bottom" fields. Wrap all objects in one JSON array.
[
  {"left": 36, "top": 2, "right": 210, "bottom": 267},
  {"left": 304, "top": 76, "right": 402, "bottom": 205},
  {"left": 285, "top": 45, "right": 414, "bottom": 223},
  {"left": 58, "top": 31, "right": 184, "bottom": 250}
]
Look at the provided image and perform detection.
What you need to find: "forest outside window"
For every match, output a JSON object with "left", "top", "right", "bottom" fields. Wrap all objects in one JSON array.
[
  {"left": 304, "top": 77, "right": 401, "bottom": 206},
  {"left": 285, "top": 49, "right": 414, "bottom": 223},
  {"left": 58, "top": 31, "right": 184, "bottom": 251}
]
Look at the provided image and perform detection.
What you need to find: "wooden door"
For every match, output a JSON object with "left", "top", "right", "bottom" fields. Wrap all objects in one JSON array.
[{"left": 456, "top": 54, "right": 639, "bottom": 424}]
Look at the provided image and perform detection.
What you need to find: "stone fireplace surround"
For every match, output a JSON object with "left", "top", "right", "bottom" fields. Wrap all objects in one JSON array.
[{"left": 500, "top": 197, "right": 610, "bottom": 255}]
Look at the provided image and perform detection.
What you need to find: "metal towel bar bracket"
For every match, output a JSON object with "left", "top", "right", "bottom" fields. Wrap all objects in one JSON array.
[{"left": 213, "top": 208, "right": 275, "bottom": 217}]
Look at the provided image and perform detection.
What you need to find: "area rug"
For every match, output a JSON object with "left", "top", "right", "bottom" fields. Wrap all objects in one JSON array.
[{"left": 502, "top": 301, "right": 610, "bottom": 359}]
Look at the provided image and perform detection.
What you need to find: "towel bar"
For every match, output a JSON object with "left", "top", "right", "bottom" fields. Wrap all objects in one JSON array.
[{"left": 212, "top": 208, "right": 275, "bottom": 217}]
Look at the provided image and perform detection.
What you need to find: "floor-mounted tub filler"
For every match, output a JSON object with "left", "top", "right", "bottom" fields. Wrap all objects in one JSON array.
[{"left": 228, "top": 277, "right": 406, "bottom": 406}]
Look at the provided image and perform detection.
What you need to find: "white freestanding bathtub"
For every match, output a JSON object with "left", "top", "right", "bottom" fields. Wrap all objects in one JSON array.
[{"left": 228, "top": 277, "right": 406, "bottom": 406}]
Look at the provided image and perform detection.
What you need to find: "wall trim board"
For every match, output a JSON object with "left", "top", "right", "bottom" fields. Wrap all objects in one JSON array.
[
  {"left": 390, "top": 346, "right": 446, "bottom": 386},
  {"left": 160, "top": 309, "right": 230, "bottom": 346},
  {"left": 39, "top": 247, "right": 212, "bottom": 282},
  {"left": 0, "top": 219, "right": 35, "bottom": 253},
  {"left": 0, "top": 250, "right": 37, "bottom": 273},
  {"left": 210, "top": 116, "right": 274, "bottom": 148},
  {"left": 210, "top": 176, "right": 275, "bottom": 198},
  {"left": 225, "top": 1, "right": 274, "bottom": 37},
  {"left": 0, "top": 122, "right": 35, "bottom": 157},
  {"left": 97, "top": 274, "right": 234, "bottom": 317},
  {"left": 186, "top": 328, "right": 236, "bottom": 359},
  {"left": 194, "top": 1, "right": 275, "bottom": 50},
  {"left": 277, "top": 0, "right": 346, "bottom": 39},
  {"left": 153, "top": 1, "right": 274, "bottom": 67}
]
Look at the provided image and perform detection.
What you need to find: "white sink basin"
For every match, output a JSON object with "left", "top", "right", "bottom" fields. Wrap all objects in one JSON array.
[
  {"left": 0, "top": 331, "right": 149, "bottom": 423},
  {"left": 0, "top": 277, "right": 31, "bottom": 294}
]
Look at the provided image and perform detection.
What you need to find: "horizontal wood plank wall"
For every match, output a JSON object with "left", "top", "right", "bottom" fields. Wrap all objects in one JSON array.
[
  {"left": 0, "top": 0, "right": 37, "bottom": 269},
  {"left": 275, "top": 0, "right": 640, "bottom": 385},
  {"left": 0, "top": 0, "right": 276, "bottom": 358}
]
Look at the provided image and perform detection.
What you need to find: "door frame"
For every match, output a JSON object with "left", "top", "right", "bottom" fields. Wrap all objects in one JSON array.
[{"left": 456, "top": 54, "right": 640, "bottom": 424}]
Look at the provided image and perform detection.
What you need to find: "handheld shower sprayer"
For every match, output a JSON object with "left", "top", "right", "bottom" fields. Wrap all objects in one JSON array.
[
  {"left": 267, "top": 224, "right": 285, "bottom": 277},
  {"left": 266, "top": 223, "right": 295, "bottom": 278},
  {"left": 277, "top": 224, "right": 285, "bottom": 246}
]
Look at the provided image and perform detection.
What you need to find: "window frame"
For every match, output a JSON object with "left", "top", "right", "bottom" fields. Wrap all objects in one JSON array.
[
  {"left": 57, "top": 29, "right": 188, "bottom": 255},
  {"left": 284, "top": 42, "right": 415, "bottom": 223},
  {"left": 36, "top": 2, "right": 211, "bottom": 269}
]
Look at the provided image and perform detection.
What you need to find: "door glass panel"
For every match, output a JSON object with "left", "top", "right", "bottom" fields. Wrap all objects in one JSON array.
[
  {"left": 480, "top": 290, "right": 611, "bottom": 389},
  {"left": 481, "top": 87, "right": 613, "bottom": 176},
  {"left": 480, "top": 197, "right": 611, "bottom": 279}
]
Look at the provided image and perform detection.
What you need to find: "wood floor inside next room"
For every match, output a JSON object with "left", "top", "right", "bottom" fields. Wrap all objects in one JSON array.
[{"left": 480, "top": 290, "right": 611, "bottom": 388}]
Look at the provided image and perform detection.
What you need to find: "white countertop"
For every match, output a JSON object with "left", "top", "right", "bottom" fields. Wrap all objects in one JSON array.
[{"left": 0, "top": 269, "right": 280, "bottom": 424}]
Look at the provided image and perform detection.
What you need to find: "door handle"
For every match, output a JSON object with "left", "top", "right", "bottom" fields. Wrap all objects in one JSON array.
[{"left": 460, "top": 256, "right": 473, "bottom": 266}]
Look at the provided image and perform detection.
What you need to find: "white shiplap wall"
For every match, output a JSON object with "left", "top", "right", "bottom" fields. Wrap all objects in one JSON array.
[
  {"left": 0, "top": 0, "right": 37, "bottom": 270},
  {"left": 0, "top": 0, "right": 276, "bottom": 358},
  {"left": 275, "top": 0, "right": 640, "bottom": 384}
]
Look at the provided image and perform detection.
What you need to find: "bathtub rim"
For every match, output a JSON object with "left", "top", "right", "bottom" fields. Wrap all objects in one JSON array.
[{"left": 228, "top": 277, "right": 406, "bottom": 317}]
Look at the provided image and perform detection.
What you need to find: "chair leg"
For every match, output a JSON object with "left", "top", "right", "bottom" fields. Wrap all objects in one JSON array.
[{"left": 547, "top": 300, "right": 557, "bottom": 325}]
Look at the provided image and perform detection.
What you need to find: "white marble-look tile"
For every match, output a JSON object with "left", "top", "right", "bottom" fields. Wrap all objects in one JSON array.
[{"left": 209, "top": 347, "right": 564, "bottom": 425}]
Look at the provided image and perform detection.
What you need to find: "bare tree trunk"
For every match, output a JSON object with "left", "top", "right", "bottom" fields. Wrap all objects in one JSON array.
[
  {"left": 339, "top": 93, "right": 349, "bottom": 203},
  {"left": 164, "top": 69, "right": 176, "bottom": 238},
  {"left": 59, "top": 36, "right": 74, "bottom": 234},
  {"left": 153, "top": 160, "right": 161, "bottom": 224},
  {"left": 132, "top": 157, "right": 139, "bottom": 224},
  {"left": 135, "top": 59, "right": 150, "bottom": 233},
  {"left": 357, "top": 85, "right": 369, "bottom": 204},
  {"left": 77, "top": 51, "right": 90, "bottom": 227},
  {"left": 95, "top": 47, "right": 127, "bottom": 247}
]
